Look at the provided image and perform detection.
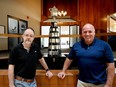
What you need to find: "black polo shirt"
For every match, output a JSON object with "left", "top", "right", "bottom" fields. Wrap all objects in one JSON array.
[{"left": 8, "top": 42, "right": 43, "bottom": 79}]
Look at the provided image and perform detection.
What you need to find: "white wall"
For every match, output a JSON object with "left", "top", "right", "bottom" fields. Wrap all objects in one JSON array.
[{"left": 0, "top": 0, "right": 41, "bottom": 50}]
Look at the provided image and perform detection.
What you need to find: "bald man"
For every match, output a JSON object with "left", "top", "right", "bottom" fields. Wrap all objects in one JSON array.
[{"left": 58, "top": 23, "right": 115, "bottom": 87}]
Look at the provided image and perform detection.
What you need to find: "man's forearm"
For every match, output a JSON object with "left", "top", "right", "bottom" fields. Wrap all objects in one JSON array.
[
  {"left": 8, "top": 65, "right": 15, "bottom": 87},
  {"left": 106, "top": 63, "right": 115, "bottom": 86},
  {"left": 62, "top": 58, "right": 72, "bottom": 72},
  {"left": 39, "top": 58, "right": 49, "bottom": 70}
]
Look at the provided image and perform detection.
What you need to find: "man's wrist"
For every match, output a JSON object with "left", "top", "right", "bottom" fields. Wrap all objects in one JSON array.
[{"left": 62, "top": 68, "right": 66, "bottom": 72}]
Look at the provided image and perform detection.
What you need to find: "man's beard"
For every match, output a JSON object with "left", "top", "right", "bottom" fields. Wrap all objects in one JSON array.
[{"left": 25, "top": 40, "right": 32, "bottom": 45}]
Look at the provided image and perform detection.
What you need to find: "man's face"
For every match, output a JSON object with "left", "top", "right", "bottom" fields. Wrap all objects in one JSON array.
[
  {"left": 82, "top": 24, "right": 95, "bottom": 44},
  {"left": 22, "top": 29, "right": 35, "bottom": 45}
]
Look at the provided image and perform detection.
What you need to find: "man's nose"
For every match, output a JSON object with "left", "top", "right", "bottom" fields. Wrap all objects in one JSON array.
[{"left": 86, "top": 32, "right": 90, "bottom": 35}]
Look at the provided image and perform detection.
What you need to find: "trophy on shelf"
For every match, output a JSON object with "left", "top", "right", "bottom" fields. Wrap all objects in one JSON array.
[
  {"left": 49, "top": 6, "right": 58, "bottom": 22},
  {"left": 48, "top": 6, "right": 61, "bottom": 62}
]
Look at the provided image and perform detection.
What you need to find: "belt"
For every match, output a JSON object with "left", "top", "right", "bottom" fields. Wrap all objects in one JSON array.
[{"left": 15, "top": 76, "right": 34, "bottom": 83}]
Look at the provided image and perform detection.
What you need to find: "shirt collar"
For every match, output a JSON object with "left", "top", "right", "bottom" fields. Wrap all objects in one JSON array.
[
  {"left": 19, "top": 41, "right": 34, "bottom": 49},
  {"left": 81, "top": 38, "right": 96, "bottom": 47}
]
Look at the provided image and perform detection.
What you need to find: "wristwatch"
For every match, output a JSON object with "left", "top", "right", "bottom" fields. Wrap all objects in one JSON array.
[{"left": 45, "top": 68, "right": 49, "bottom": 72}]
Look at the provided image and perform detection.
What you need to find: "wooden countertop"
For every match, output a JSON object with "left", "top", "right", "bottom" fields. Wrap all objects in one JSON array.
[{"left": 0, "top": 69, "right": 79, "bottom": 76}]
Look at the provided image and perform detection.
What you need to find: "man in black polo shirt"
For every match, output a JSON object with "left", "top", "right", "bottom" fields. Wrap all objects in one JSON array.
[{"left": 8, "top": 27, "right": 53, "bottom": 87}]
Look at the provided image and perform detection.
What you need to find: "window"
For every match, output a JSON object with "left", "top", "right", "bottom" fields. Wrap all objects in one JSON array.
[
  {"left": 41, "top": 26, "right": 50, "bottom": 48},
  {"left": 60, "top": 26, "right": 69, "bottom": 49},
  {"left": 41, "top": 25, "right": 80, "bottom": 49}
]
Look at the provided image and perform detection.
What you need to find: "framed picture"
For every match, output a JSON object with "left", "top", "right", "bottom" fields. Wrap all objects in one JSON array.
[
  {"left": 8, "top": 17, "right": 18, "bottom": 34},
  {"left": 0, "top": 25, "right": 5, "bottom": 34},
  {"left": 19, "top": 20, "right": 28, "bottom": 34},
  {"left": 7, "top": 15, "right": 28, "bottom": 51}
]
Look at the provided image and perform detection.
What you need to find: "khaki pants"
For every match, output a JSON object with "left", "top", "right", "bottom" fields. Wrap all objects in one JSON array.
[{"left": 77, "top": 80, "right": 105, "bottom": 87}]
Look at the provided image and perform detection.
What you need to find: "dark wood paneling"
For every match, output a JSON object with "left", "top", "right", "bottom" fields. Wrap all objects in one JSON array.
[
  {"left": 79, "top": 0, "right": 115, "bottom": 31},
  {"left": 41, "top": 0, "right": 116, "bottom": 32},
  {"left": 115, "top": 0, "right": 116, "bottom": 12},
  {"left": 41, "top": 0, "right": 78, "bottom": 22}
]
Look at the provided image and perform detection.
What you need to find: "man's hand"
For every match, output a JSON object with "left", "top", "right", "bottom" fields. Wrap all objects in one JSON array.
[
  {"left": 57, "top": 71, "right": 66, "bottom": 79},
  {"left": 104, "top": 84, "right": 112, "bottom": 87},
  {"left": 9, "top": 84, "right": 15, "bottom": 87},
  {"left": 46, "top": 71, "right": 53, "bottom": 79}
]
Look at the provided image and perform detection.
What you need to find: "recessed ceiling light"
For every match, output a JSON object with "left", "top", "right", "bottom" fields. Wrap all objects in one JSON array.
[{"left": 113, "top": 13, "right": 116, "bottom": 16}]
